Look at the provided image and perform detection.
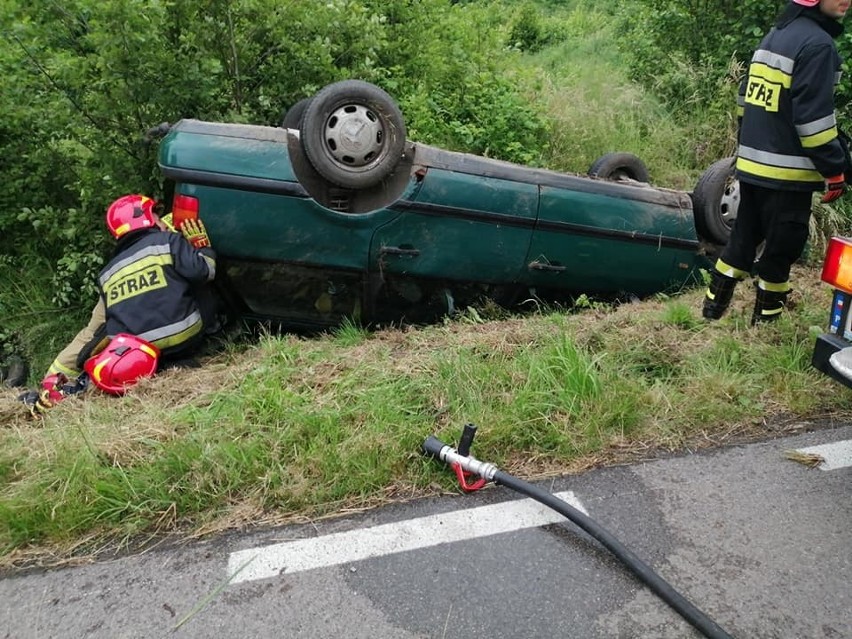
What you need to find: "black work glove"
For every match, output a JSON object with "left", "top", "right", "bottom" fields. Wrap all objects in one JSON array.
[
  {"left": 61, "top": 373, "right": 89, "bottom": 396},
  {"left": 17, "top": 389, "right": 55, "bottom": 417}
]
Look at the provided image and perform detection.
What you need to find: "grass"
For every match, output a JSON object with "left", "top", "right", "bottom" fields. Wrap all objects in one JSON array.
[
  {"left": 2, "top": 264, "right": 851, "bottom": 568},
  {"left": 525, "top": 10, "right": 733, "bottom": 190}
]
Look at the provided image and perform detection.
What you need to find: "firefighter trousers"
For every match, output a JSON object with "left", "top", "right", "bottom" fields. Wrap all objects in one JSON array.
[{"left": 720, "top": 182, "right": 813, "bottom": 285}]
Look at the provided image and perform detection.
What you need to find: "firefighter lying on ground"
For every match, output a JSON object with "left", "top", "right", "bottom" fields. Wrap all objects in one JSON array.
[{"left": 20, "top": 194, "right": 218, "bottom": 415}]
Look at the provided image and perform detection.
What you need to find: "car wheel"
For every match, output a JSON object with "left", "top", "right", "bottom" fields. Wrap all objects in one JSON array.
[
  {"left": 588, "top": 152, "right": 650, "bottom": 183},
  {"left": 281, "top": 97, "right": 312, "bottom": 129},
  {"left": 692, "top": 157, "right": 738, "bottom": 246},
  {"left": 300, "top": 80, "right": 407, "bottom": 189}
]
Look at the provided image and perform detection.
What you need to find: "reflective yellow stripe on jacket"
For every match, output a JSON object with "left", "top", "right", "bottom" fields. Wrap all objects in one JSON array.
[{"left": 736, "top": 145, "right": 823, "bottom": 184}]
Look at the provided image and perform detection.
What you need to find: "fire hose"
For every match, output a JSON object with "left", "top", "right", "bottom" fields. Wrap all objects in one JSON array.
[{"left": 422, "top": 425, "right": 734, "bottom": 639}]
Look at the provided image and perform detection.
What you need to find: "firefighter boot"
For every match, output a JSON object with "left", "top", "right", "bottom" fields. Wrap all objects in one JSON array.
[
  {"left": 751, "top": 284, "right": 790, "bottom": 325},
  {"left": 702, "top": 271, "right": 738, "bottom": 320}
]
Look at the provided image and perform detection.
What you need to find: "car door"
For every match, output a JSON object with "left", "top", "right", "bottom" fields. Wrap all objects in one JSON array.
[
  {"left": 370, "top": 168, "right": 538, "bottom": 286},
  {"left": 524, "top": 179, "right": 703, "bottom": 297}
]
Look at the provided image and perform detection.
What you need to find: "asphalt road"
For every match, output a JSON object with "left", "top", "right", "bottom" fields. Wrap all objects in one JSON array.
[{"left": 1, "top": 422, "right": 850, "bottom": 639}]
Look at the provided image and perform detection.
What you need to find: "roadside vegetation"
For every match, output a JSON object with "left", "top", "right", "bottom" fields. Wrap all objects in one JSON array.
[
  {"left": 2, "top": 271, "right": 851, "bottom": 566},
  {"left": 2, "top": 0, "right": 852, "bottom": 565}
]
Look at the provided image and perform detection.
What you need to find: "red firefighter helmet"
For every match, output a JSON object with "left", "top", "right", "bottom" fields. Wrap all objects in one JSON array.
[
  {"left": 105, "top": 195, "right": 158, "bottom": 239},
  {"left": 84, "top": 334, "right": 160, "bottom": 395}
]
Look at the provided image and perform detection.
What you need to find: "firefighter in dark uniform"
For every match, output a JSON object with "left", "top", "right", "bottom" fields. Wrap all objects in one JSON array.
[
  {"left": 703, "top": 0, "right": 850, "bottom": 324},
  {"left": 98, "top": 194, "right": 217, "bottom": 359},
  {"left": 41, "top": 198, "right": 215, "bottom": 383},
  {"left": 19, "top": 194, "right": 217, "bottom": 414}
]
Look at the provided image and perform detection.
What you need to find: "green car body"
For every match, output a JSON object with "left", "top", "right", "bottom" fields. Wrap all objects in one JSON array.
[{"left": 158, "top": 118, "right": 714, "bottom": 330}]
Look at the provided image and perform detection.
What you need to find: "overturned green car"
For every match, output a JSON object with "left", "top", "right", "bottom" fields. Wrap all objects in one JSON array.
[{"left": 156, "top": 80, "right": 736, "bottom": 330}]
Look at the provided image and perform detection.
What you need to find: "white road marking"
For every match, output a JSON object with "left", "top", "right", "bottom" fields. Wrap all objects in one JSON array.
[
  {"left": 795, "top": 439, "right": 852, "bottom": 471},
  {"left": 227, "top": 491, "right": 588, "bottom": 584}
]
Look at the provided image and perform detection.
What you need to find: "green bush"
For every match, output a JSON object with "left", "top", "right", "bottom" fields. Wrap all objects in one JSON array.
[{"left": 508, "top": 3, "right": 547, "bottom": 52}]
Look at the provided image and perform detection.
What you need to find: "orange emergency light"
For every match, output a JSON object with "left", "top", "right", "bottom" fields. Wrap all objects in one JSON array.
[
  {"left": 821, "top": 237, "right": 852, "bottom": 294},
  {"left": 171, "top": 194, "right": 199, "bottom": 230}
]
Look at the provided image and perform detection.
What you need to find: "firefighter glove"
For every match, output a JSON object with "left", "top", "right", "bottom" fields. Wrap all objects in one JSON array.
[
  {"left": 181, "top": 218, "right": 211, "bottom": 249},
  {"left": 160, "top": 212, "right": 176, "bottom": 232},
  {"left": 821, "top": 174, "right": 846, "bottom": 204}
]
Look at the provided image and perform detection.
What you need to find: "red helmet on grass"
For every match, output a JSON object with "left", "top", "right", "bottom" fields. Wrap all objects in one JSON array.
[
  {"left": 84, "top": 334, "right": 160, "bottom": 395},
  {"left": 106, "top": 195, "right": 158, "bottom": 239}
]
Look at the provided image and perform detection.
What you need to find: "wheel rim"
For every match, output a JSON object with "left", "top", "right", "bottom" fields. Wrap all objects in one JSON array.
[
  {"left": 719, "top": 175, "right": 740, "bottom": 230},
  {"left": 322, "top": 103, "right": 386, "bottom": 173}
]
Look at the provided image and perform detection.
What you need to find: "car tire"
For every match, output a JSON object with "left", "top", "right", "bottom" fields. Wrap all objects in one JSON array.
[
  {"left": 588, "top": 152, "right": 650, "bottom": 183},
  {"left": 0, "top": 354, "right": 28, "bottom": 388},
  {"left": 300, "top": 80, "right": 407, "bottom": 189},
  {"left": 692, "top": 157, "right": 738, "bottom": 246},
  {"left": 281, "top": 97, "right": 312, "bottom": 129}
]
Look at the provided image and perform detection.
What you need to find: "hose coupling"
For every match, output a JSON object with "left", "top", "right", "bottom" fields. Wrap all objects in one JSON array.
[{"left": 422, "top": 435, "right": 499, "bottom": 482}]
